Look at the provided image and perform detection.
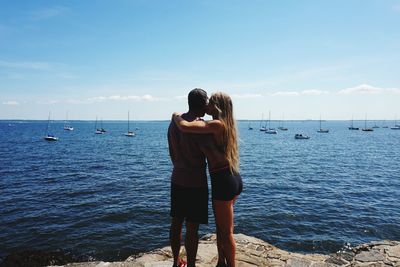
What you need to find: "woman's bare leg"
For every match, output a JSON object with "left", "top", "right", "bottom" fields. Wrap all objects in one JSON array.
[
  {"left": 213, "top": 199, "right": 235, "bottom": 267},
  {"left": 213, "top": 200, "right": 226, "bottom": 266}
]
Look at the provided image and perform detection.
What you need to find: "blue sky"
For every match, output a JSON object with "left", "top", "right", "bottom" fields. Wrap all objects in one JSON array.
[{"left": 1, "top": 0, "right": 399, "bottom": 120}]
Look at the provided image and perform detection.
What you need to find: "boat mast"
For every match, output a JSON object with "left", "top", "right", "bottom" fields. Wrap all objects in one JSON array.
[
  {"left": 45, "top": 112, "right": 51, "bottom": 136},
  {"left": 319, "top": 115, "right": 322, "bottom": 130},
  {"left": 268, "top": 110, "right": 271, "bottom": 129},
  {"left": 128, "top": 111, "right": 130, "bottom": 132}
]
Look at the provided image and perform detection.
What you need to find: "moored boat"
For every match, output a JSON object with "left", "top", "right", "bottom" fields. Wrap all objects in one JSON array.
[
  {"left": 362, "top": 115, "right": 373, "bottom": 132},
  {"left": 44, "top": 112, "right": 59, "bottom": 141},
  {"left": 317, "top": 116, "right": 329, "bottom": 133},
  {"left": 295, "top": 133, "right": 310, "bottom": 139},
  {"left": 124, "top": 111, "right": 136, "bottom": 137}
]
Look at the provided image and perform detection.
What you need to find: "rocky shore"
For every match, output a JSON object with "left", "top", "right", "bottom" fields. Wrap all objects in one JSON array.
[{"left": 2, "top": 234, "right": 400, "bottom": 267}]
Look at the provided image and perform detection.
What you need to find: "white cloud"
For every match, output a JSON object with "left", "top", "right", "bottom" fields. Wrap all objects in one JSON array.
[
  {"left": 29, "top": 6, "right": 69, "bottom": 20},
  {"left": 271, "top": 91, "right": 300, "bottom": 96},
  {"left": 142, "top": 94, "right": 155, "bottom": 101},
  {"left": 86, "top": 94, "right": 158, "bottom": 103},
  {"left": 338, "top": 84, "right": 384, "bottom": 95},
  {"left": 0, "top": 60, "right": 53, "bottom": 71},
  {"left": 301, "top": 89, "right": 329, "bottom": 95},
  {"left": 271, "top": 89, "right": 329, "bottom": 96},
  {"left": 231, "top": 93, "right": 263, "bottom": 99},
  {"left": 2, "top": 101, "right": 19, "bottom": 106},
  {"left": 270, "top": 84, "right": 400, "bottom": 96},
  {"left": 386, "top": 88, "right": 400, "bottom": 94}
]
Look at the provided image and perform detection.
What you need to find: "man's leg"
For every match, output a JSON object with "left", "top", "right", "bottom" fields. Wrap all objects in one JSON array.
[
  {"left": 170, "top": 217, "right": 184, "bottom": 266},
  {"left": 185, "top": 221, "right": 199, "bottom": 267}
]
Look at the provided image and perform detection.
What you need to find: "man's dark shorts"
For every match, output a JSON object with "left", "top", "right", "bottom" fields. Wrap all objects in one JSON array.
[{"left": 170, "top": 183, "right": 208, "bottom": 224}]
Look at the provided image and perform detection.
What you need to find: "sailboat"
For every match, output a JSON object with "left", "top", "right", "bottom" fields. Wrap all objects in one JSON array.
[
  {"left": 95, "top": 116, "right": 104, "bottom": 134},
  {"left": 248, "top": 121, "right": 253, "bottom": 130},
  {"left": 348, "top": 117, "right": 359, "bottom": 130},
  {"left": 278, "top": 114, "right": 288, "bottom": 131},
  {"left": 259, "top": 113, "right": 266, "bottom": 131},
  {"left": 44, "top": 112, "right": 59, "bottom": 141},
  {"left": 317, "top": 116, "right": 329, "bottom": 133},
  {"left": 265, "top": 111, "right": 278, "bottom": 134},
  {"left": 372, "top": 121, "right": 380, "bottom": 129},
  {"left": 125, "top": 111, "right": 136, "bottom": 137},
  {"left": 63, "top": 112, "right": 74, "bottom": 131},
  {"left": 100, "top": 118, "right": 106, "bottom": 133},
  {"left": 362, "top": 115, "right": 373, "bottom": 131},
  {"left": 391, "top": 117, "right": 400, "bottom": 130}
]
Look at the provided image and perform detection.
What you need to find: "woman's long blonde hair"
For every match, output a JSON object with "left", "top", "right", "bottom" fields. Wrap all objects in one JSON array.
[{"left": 209, "top": 92, "right": 239, "bottom": 174}]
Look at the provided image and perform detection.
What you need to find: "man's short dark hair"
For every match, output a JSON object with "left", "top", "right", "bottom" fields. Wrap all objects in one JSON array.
[{"left": 188, "top": 88, "right": 208, "bottom": 111}]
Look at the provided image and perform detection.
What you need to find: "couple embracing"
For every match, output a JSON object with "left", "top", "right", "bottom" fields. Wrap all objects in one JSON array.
[{"left": 168, "top": 88, "right": 243, "bottom": 267}]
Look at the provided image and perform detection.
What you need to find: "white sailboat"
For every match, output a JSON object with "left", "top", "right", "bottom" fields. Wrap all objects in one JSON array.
[
  {"left": 259, "top": 113, "right": 266, "bottom": 131},
  {"left": 372, "top": 121, "right": 380, "bottom": 129},
  {"left": 265, "top": 111, "right": 278, "bottom": 134},
  {"left": 348, "top": 117, "right": 359, "bottom": 130},
  {"left": 125, "top": 111, "right": 136, "bottom": 137},
  {"left": 63, "top": 111, "right": 74, "bottom": 131},
  {"left": 391, "top": 117, "right": 400, "bottom": 130},
  {"left": 317, "top": 116, "right": 329, "bottom": 133},
  {"left": 95, "top": 116, "right": 104, "bottom": 134},
  {"left": 44, "top": 112, "right": 59, "bottom": 141},
  {"left": 278, "top": 114, "right": 288, "bottom": 131},
  {"left": 248, "top": 121, "right": 253, "bottom": 130},
  {"left": 362, "top": 115, "right": 373, "bottom": 132},
  {"left": 100, "top": 118, "right": 106, "bottom": 133}
]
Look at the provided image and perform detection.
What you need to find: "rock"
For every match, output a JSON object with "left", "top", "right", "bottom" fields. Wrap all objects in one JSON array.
[
  {"left": 385, "top": 245, "right": 400, "bottom": 259},
  {"left": 325, "top": 255, "right": 349, "bottom": 265},
  {"left": 355, "top": 250, "right": 385, "bottom": 262},
  {"left": 286, "top": 257, "right": 313, "bottom": 267},
  {"left": 2, "top": 234, "right": 399, "bottom": 267}
]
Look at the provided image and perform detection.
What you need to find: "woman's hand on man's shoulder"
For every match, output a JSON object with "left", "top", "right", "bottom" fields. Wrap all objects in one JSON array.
[{"left": 172, "top": 112, "right": 181, "bottom": 119}]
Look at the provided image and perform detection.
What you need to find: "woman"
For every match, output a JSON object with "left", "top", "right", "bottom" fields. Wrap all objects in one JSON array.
[{"left": 172, "top": 92, "right": 242, "bottom": 267}]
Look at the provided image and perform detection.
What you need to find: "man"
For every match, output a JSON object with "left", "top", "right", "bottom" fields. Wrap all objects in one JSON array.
[{"left": 168, "top": 88, "right": 209, "bottom": 267}]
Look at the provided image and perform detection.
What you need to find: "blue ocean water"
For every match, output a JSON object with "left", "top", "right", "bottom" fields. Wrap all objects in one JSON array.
[{"left": 0, "top": 120, "right": 399, "bottom": 262}]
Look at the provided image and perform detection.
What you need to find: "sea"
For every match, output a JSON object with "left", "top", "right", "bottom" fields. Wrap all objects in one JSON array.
[{"left": 1, "top": 120, "right": 399, "bottom": 262}]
